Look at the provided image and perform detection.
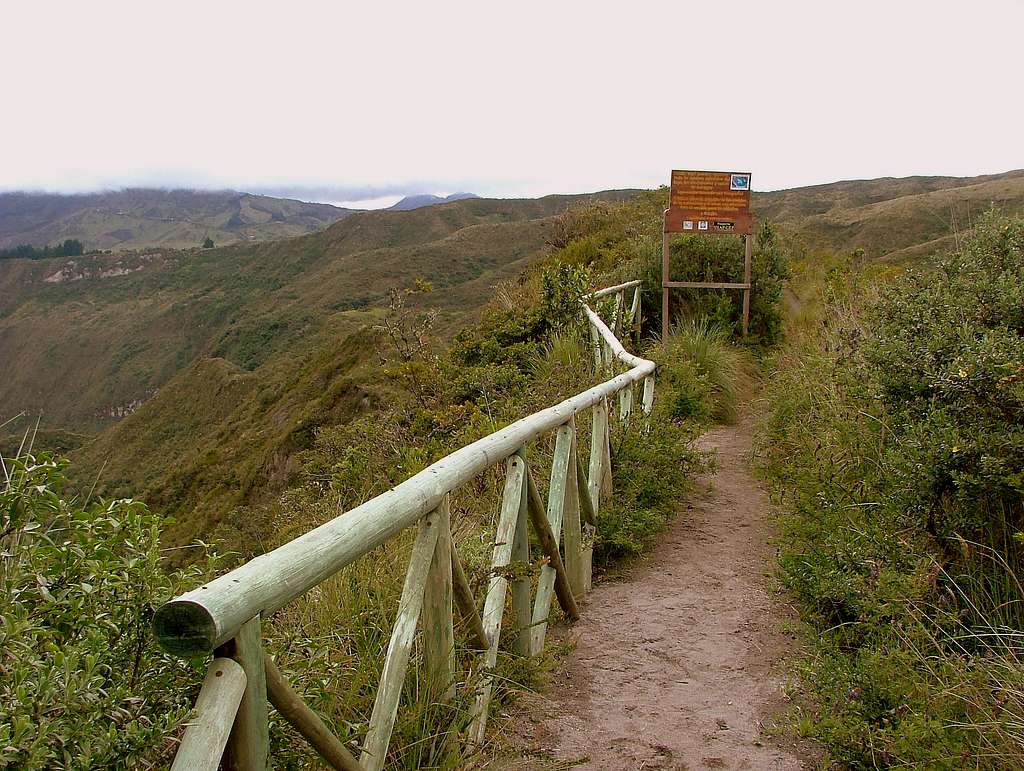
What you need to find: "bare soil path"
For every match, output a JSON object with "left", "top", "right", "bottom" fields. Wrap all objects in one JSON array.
[{"left": 495, "top": 416, "right": 809, "bottom": 770}]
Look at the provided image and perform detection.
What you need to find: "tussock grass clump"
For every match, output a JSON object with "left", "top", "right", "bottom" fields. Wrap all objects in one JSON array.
[{"left": 655, "top": 319, "right": 758, "bottom": 425}]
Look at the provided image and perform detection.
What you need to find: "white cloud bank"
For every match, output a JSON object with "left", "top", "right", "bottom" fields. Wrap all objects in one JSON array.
[{"left": 2, "top": 0, "right": 1022, "bottom": 200}]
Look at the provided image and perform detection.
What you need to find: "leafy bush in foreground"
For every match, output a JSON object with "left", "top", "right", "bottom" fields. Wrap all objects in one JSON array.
[{"left": 0, "top": 455, "right": 212, "bottom": 769}]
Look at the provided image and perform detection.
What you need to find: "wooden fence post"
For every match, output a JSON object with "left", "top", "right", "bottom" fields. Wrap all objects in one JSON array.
[
  {"left": 742, "top": 233, "right": 752, "bottom": 337},
  {"left": 600, "top": 397, "right": 612, "bottom": 498},
  {"left": 423, "top": 495, "right": 455, "bottom": 700},
  {"left": 469, "top": 456, "right": 527, "bottom": 743},
  {"left": 511, "top": 458, "right": 532, "bottom": 657},
  {"left": 642, "top": 375, "right": 655, "bottom": 416},
  {"left": 360, "top": 515, "right": 440, "bottom": 771},
  {"left": 618, "top": 384, "right": 633, "bottom": 421},
  {"left": 523, "top": 462, "right": 580, "bottom": 622},
  {"left": 560, "top": 420, "right": 585, "bottom": 598},
  {"left": 529, "top": 423, "right": 577, "bottom": 654},
  {"left": 632, "top": 285, "right": 642, "bottom": 346},
  {"left": 662, "top": 224, "right": 670, "bottom": 340},
  {"left": 170, "top": 658, "right": 247, "bottom": 771},
  {"left": 588, "top": 399, "right": 607, "bottom": 514},
  {"left": 221, "top": 616, "right": 269, "bottom": 771},
  {"left": 588, "top": 321, "right": 603, "bottom": 374}
]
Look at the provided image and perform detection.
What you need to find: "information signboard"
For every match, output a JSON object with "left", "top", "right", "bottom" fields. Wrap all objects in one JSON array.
[
  {"left": 661, "top": 169, "right": 755, "bottom": 338},
  {"left": 665, "top": 170, "right": 753, "bottom": 235}
]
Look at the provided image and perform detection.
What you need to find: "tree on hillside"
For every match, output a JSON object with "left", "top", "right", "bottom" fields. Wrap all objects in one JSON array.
[
  {"left": 59, "top": 238, "right": 84, "bottom": 257},
  {"left": 201, "top": 237, "right": 214, "bottom": 249},
  {"left": 0, "top": 239, "right": 84, "bottom": 260}
]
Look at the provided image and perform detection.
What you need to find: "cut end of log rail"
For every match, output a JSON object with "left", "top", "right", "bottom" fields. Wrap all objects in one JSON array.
[{"left": 154, "top": 599, "right": 219, "bottom": 657}]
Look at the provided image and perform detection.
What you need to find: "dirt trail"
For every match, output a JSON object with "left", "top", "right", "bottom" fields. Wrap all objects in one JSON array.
[{"left": 500, "top": 416, "right": 808, "bottom": 770}]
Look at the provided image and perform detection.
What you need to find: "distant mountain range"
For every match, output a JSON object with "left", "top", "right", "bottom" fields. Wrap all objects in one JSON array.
[
  {"left": 388, "top": 192, "right": 479, "bottom": 211},
  {"left": 0, "top": 189, "right": 485, "bottom": 251},
  {"left": 0, "top": 189, "right": 356, "bottom": 252}
]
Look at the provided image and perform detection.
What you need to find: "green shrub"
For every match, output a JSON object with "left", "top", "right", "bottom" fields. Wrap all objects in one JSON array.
[
  {"left": 864, "top": 212, "right": 1024, "bottom": 547},
  {"left": 449, "top": 307, "right": 548, "bottom": 371},
  {"left": 0, "top": 454, "right": 213, "bottom": 770},
  {"left": 540, "top": 263, "right": 591, "bottom": 330},
  {"left": 758, "top": 216, "right": 1024, "bottom": 767},
  {"left": 637, "top": 220, "right": 791, "bottom": 345}
]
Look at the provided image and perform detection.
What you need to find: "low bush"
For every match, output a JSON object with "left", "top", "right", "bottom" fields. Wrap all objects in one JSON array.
[
  {"left": 594, "top": 403, "right": 703, "bottom": 568},
  {"left": 758, "top": 213, "right": 1024, "bottom": 768},
  {"left": 0, "top": 454, "right": 214, "bottom": 770}
]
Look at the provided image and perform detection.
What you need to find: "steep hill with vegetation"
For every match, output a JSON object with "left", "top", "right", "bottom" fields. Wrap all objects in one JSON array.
[
  {"left": 0, "top": 192, "right": 633, "bottom": 433},
  {"left": 0, "top": 192, "right": 639, "bottom": 552},
  {"left": 0, "top": 189, "right": 354, "bottom": 251}
]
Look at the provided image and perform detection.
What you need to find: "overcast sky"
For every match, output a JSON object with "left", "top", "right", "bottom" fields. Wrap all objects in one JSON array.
[{"left": 3, "top": 0, "right": 1022, "bottom": 208}]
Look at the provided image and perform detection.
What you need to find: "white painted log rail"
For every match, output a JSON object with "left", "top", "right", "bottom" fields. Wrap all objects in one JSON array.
[{"left": 154, "top": 280, "right": 652, "bottom": 770}]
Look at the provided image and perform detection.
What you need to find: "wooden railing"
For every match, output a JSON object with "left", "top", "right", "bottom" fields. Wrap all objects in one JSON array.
[{"left": 153, "top": 280, "right": 653, "bottom": 770}]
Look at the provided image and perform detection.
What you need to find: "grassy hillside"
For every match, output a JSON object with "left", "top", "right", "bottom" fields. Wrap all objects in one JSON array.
[
  {"left": 71, "top": 328, "right": 378, "bottom": 551},
  {"left": 0, "top": 188, "right": 353, "bottom": 251},
  {"left": 754, "top": 169, "right": 1024, "bottom": 259},
  {"left": 0, "top": 191, "right": 637, "bottom": 547},
  {"left": 0, "top": 192, "right": 635, "bottom": 432}
]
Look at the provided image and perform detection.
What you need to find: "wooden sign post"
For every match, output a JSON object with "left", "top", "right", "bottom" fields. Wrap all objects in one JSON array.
[{"left": 662, "top": 170, "right": 754, "bottom": 338}]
